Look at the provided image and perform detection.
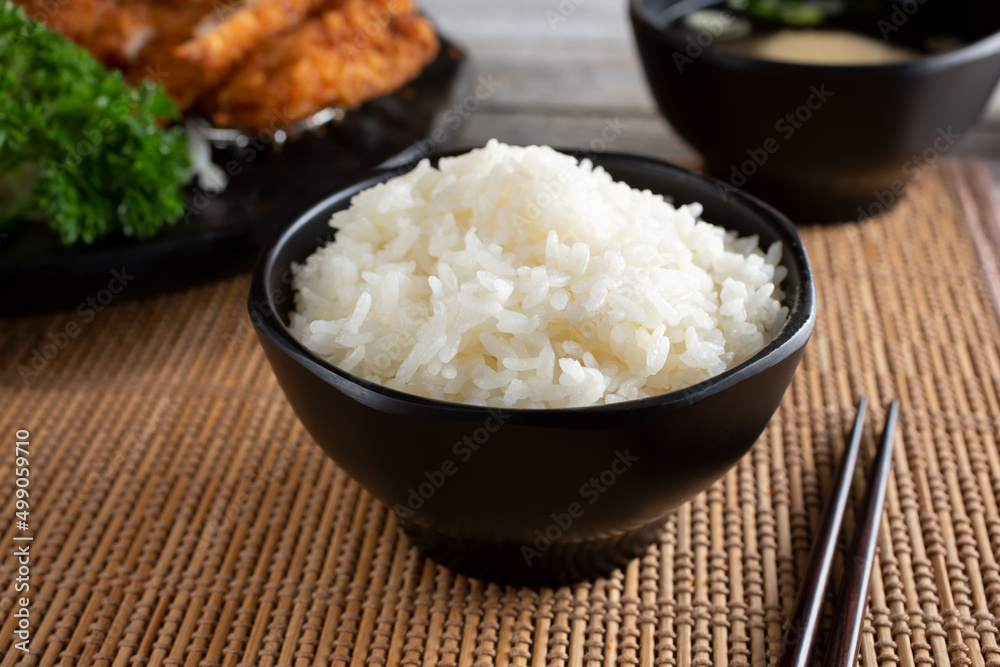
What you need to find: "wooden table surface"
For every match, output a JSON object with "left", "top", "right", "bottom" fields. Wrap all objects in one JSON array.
[{"left": 421, "top": 0, "right": 1000, "bottom": 202}]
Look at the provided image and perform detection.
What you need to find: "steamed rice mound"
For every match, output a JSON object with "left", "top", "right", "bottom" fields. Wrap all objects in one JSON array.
[{"left": 291, "top": 140, "right": 789, "bottom": 409}]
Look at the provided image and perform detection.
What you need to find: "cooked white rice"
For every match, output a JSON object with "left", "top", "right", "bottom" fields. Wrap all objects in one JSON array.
[{"left": 290, "top": 140, "right": 788, "bottom": 409}]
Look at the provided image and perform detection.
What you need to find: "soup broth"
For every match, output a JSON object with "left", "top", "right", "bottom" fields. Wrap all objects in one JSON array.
[{"left": 717, "top": 29, "right": 918, "bottom": 65}]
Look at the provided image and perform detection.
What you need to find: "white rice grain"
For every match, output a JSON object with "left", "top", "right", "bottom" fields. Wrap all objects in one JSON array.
[{"left": 291, "top": 140, "right": 788, "bottom": 408}]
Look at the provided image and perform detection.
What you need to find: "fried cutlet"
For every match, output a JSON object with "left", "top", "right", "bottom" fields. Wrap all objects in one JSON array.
[{"left": 202, "top": 0, "right": 437, "bottom": 130}]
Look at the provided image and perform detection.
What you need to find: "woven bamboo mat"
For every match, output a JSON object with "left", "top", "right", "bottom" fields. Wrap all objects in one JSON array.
[{"left": 2, "top": 159, "right": 1000, "bottom": 667}]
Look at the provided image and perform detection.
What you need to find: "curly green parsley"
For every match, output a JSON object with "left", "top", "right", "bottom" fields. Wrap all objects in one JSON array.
[{"left": 0, "top": 0, "right": 190, "bottom": 244}]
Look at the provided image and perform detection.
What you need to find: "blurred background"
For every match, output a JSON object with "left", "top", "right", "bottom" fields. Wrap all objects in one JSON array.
[{"left": 422, "top": 0, "right": 1000, "bottom": 200}]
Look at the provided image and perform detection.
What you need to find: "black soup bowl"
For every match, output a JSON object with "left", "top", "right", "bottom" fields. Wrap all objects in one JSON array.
[
  {"left": 630, "top": 0, "right": 1000, "bottom": 222},
  {"left": 249, "top": 151, "right": 816, "bottom": 586}
]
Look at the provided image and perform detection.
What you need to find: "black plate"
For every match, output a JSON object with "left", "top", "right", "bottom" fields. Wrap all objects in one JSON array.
[{"left": 0, "top": 37, "right": 466, "bottom": 315}]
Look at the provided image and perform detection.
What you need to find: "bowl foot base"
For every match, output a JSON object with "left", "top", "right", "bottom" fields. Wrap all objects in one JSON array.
[
  {"left": 398, "top": 516, "right": 667, "bottom": 587},
  {"left": 704, "top": 164, "right": 907, "bottom": 224}
]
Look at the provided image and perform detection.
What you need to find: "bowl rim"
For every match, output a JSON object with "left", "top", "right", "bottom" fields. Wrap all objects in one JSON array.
[
  {"left": 249, "top": 149, "right": 817, "bottom": 426},
  {"left": 629, "top": 0, "right": 1000, "bottom": 75}
]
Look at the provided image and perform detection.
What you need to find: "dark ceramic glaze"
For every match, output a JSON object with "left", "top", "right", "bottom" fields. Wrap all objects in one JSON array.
[
  {"left": 249, "top": 152, "right": 816, "bottom": 585},
  {"left": 630, "top": 0, "right": 1000, "bottom": 222}
]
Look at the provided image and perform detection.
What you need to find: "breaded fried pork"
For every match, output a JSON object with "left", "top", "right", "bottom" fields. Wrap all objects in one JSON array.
[
  {"left": 13, "top": 0, "right": 439, "bottom": 130},
  {"left": 202, "top": 0, "right": 438, "bottom": 130}
]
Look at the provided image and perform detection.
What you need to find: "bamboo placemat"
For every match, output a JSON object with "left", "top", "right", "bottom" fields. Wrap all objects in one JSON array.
[{"left": 2, "top": 160, "right": 1000, "bottom": 667}]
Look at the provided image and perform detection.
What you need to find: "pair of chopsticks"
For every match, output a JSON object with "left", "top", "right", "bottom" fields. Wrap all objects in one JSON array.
[{"left": 778, "top": 397, "right": 900, "bottom": 667}]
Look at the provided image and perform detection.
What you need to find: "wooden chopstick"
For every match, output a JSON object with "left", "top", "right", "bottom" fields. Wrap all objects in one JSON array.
[
  {"left": 778, "top": 397, "right": 869, "bottom": 667},
  {"left": 822, "top": 399, "right": 900, "bottom": 667}
]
